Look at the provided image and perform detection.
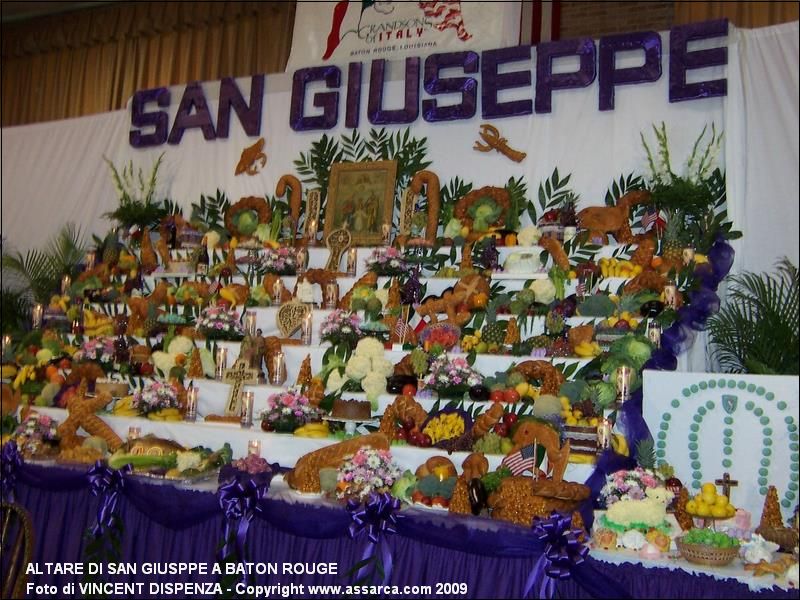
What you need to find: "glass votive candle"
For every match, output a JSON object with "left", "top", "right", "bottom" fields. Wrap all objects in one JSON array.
[
  {"left": 244, "top": 311, "right": 257, "bottom": 337},
  {"left": 323, "top": 281, "right": 339, "bottom": 309},
  {"left": 60, "top": 274, "right": 72, "bottom": 296},
  {"left": 346, "top": 247, "right": 357, "bottom": 276},
  {"left": 272, "top": 278, "right": 285, "bottom": 306},
  {"left": 647, "top": 319, "right": 662, "bottom": 348},
  {"left": 596, "top": 418, "right": 613, "bottom": 451},
  {"left": 248, "top": 439, "right": 262, "bottom": 456},
  {"left": 296, "top": 247, "right": 308, "bottom": 275},
  {"left": 306, "top": 219, "right": 318, "bottom": 243},
  {"left": 240, "top": 391, "right": 255, "bottom": 428},
  {"left": 301, "top": 312, "right": 313, "bottom": 345},
  {"left": 1, "top": 335, "right": 11, "bottom": 360},
  {"left": 682, "top": 246, "right": 695, "bottom": 265},
  {"left": 270, "top": 351, "right": 286, "bottom": 386},
  {"left": 214, "top": 346, "right": 228, "bottom": 380},
  {"left": 84, "top": 250, "right": 97, "bottom": 271},
  {"left": 185, "top": 387, "right": 198, "bottom": 422},
  {"left": 127, "top": 426, "right": 141, "bottom": 441},
  {"left": 31, "top": 303, "right": 44, "bottom": 329},
  {"left": 616, "top": 365, "right": 633, "bottom": 403},
  {"left": 663, "top": 282, "right": 678, "bottom": 309}
]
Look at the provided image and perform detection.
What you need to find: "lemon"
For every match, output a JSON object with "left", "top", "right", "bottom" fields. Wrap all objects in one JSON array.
[
  {"left": 589, "top": 417, "right": 599, "bottom": 427},
  {"left": 516, "top": 382, "right": 531, "bottom": 396},
  {"left": 701, "top": 482, "right": 717, "bottom": 496},
  {"left": 566, "top": 416, "right": 578, "bottom": 426},
  {"left": 568, "top": 270, "right": 577, "bottom": 279},
  {"left": 685, "top": 500, "right": 697, "bottom": 514},
  {"left": 573, "top": 410, "right": 583, "bottom": 419},
  {"left": 714, "top": 495, "right": 729, "bottom": 507},
  {"left": 560, "top": 396, "right": 571, "bottom": 408},
  {"left": 695, "top": 503, "right": 711, "bottom": 517},
  {"left": 711, "top": 505, "right": 728, "bottom": 518},
  {"left": 702, "top": 492, "right": 717, "bottom": 506},
  {"left": 725, "top": 505, "right": 736, "bottom": 518}
]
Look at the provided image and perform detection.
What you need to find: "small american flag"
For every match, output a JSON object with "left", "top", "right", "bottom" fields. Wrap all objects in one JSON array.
[
  {"left": 418, "top": 1, "right": 472, "bottom": 41},
  {"left": 576, "top": 278, "right": 587, "bottom": 297},
  {"left": 502, "top": 443, "right": 537, "bottom": 476},
  {"left": 641, "top": 208, "right": 666, "bottom": 232},
  {"left": 394, "top": 317, "right": 410, "bottom": 343}
]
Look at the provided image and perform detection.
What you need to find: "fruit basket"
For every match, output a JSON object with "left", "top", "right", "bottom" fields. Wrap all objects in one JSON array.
[{"left": 675, "top": 537, "right": 739, "bottom": 567}]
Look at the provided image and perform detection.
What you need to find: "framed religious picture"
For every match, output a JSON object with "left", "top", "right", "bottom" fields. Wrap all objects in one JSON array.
[{"left": 324, "top": 160, "right": 397, "bottom": 246}]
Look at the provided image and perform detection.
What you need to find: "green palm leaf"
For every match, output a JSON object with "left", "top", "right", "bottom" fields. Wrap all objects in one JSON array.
[{"left": 708, "top": 258, "right": 799, "bottom": 374}]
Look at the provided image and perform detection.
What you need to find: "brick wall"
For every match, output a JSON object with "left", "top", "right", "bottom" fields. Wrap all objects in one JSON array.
[{"left": 560, "top": 1, "right": 675, "bottom": 39}]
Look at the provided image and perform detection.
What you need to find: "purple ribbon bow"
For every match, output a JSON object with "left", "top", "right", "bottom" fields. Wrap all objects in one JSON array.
[
  {"left": 346, "top": 492, "right": 402, "bottom": 585},
  {"left": 1, "top": 441, "right": 23, "bottom": 502},
  {"left": 217, "top": 475, "right": 269, "bottom": 572},
  {"left": 525, "top": 512, "right": 589, "bottom": 599},
  {"left": 86, "top": 461, "right": 131, "bottom": 537}
]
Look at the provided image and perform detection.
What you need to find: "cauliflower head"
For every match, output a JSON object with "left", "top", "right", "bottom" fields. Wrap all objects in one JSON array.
[
  {"left": 517, "top": 225, "right": 542, "bottom": 247},
  {"left": 345, "top": 355, "right": 372, "bottom": 381},
  {"left": 354, "top": 337, "right": 385, "bottom": 359},
  {"left": 530, "top": 278, "right": 556, "bottom": 305}
]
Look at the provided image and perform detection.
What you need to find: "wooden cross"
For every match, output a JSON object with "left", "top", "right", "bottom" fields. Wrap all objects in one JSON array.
[
  {"left": 223, "top": 358, "right": 259, "bottom": 416},
  {"left": 715, "top": 472, "right": 739, "bottom": 499}
]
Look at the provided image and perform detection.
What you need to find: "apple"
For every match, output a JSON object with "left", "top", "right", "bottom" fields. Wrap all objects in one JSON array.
[
  {"left": 489, "top": 390, "right": 505, "bottom": 403},
  {"left": 502, "top": 413, "right": 518, "bottom": 427},
  {"left": 431, "top": 496, "right": 449, "bottom": 508},
  {"left": 614, "top": 319, "right": 631, "bottom": 331},
  {"left": 421, "top": 496, "right": 432, "bottom": 506},
  {"left": 401, "top": 383, "right": 417, "bottom": 397},
  {"left": 419, "top": 434, "right": 433, "bottom": 447},
  {"left": 411, "top": 490, "right": 425, "bottom": 504},
  {"left": 395, "top": 428, "right": 407, "bottom": 441},
  {"left": 139, "top": 363, "right": 154, "bottom": 376},
  {"left": 404, "top": 419, "right": 417, "bottom": 432},
  {"left": 503, "top": 389, "right": 520, "bottom": 403},
  {"left": 493, "top": 423, "right": 509, "bottom": 437}
]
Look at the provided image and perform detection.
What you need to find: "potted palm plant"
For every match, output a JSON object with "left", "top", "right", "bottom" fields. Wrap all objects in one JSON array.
[{"left": 707, "top": 258, "right": 798, "bottom": 375}]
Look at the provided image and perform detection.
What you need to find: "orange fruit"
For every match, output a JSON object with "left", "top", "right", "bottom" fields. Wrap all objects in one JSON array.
[
  {"left": 49, "top": 374, "right": 66, "bottom": 385},
  {"left": 505, "top": 233, "right": 517, "bottom": 246},
  {"left": 175, "top": 354, "right": 187, "bottom": 366},
  {"left": 45, "top": 365, "right": 59, "bottom": 380},
  {"left": 651, "top": 256, "right": 663, "bottom": 268}
]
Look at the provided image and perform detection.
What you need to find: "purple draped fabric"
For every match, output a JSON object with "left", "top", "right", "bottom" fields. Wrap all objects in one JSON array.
[{"left": 13, "top": 463, "right": 789, "bottom": 599}]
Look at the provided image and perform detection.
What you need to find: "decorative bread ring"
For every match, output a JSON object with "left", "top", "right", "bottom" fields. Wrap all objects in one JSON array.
[
  {"left": 453, "top": 186, "right": 511, "bottom": 230},
  {"left": 409, "top": 170, "right": 441, "bottom": 243},
  {"left": 225, "top": 196, "right": 271, "bottom": 240},
  {"left": 510, "top": 360, "right": 565, "bottom": 396}
]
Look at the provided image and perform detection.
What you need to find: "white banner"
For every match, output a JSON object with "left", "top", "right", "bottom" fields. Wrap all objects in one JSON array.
[{"left": 286, "top": 0, "right": 521, "bottom": 69}]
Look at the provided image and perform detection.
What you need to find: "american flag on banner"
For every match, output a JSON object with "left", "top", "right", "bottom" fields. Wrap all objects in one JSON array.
[
  {"left": 394, "top": 317, "right": 410, "bottom": 343},
  {"left": 520, "top": 0, "right": 561, "bottom": 45},
  {"left": 418, "top": 1, "right": 472, "bottom": 41},
  {"left": 502, "top": 444, "right": 538, "bottom": 476}
]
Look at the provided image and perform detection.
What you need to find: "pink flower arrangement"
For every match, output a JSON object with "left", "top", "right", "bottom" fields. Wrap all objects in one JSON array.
[
  {"left": 131, "top": 381, "right": 181, "bottom": 415},
  {"left": 424, "top": 355, "right": 482, "bottom": 390},
  {"left": 599, "top": 467, "right": 665, "bottom": 507},
  {"left": 195, "top": 304, "right": 244, "bottom": 340},
  {"left": 261, "top": 246, "right": 298, "bottom": 274},
  {"left": 319, "top": 309, "right": 363, "bottom": 348},
  {"left": 260, "top": 388, "right": 323, "bottom": 431},
  {"left": 336, "top": 447, "right": 401, "bottom": 501},
  {"left": 73, "top": 336, "right": 116, "bottom": 369},
  {"left": 365, "top": 247, "right": 409, "bottom": 276}
]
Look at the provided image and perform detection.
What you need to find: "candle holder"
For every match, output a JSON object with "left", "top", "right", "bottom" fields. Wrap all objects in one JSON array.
[
  {"left": 270, "top": 352, "right": 286, "bottom": 386},
  {"left": 127, "top": 426, "right": 141, "bottom": 441},
  {"left": 616, "top": 365, "right": 633, "bottom": 404},
  {"left": 323, "top": 281, "right": 339, "bottom": 309},
  {"left": 244, "top": 311, "right": 257, "bottom": 337},
  {"left": 31, "top": 304, "right": 44, "bottom": 330},
  {"left": 301, "top": 312, "right": 313, "bottom": 345},
  {"left": 214, "top": 347, "right": 228, "bottom": 380},
  {"left": 647, "top": 319, "right": 662, "bottom": 348},
  {"left": 1, "top": 335, "right": 12, "bottom": 362},
  {"left": 346, "top": 248, "right": 357, "bottom": 277},
  {"left": 185, "top": 387, "right": 198, "bottom": 422},
  {"left": 682, "top": 246, "right": 695, "bottom": 265},
  {"left": 247, "top": 439, "right": 261, "bottom": 456},
  {"left": 84, "top": 250, "right": 97, "bottom": 271},
  {"left": 597, "top": 418, "right": 613, "bottom": 452},
  {"left": 240, "top": 391, "right": 255, "bottom": 428},
  {"left": 663, "top": 282, "right": 678, "bottom": 309},
  {"left": 71, "top": 319, "right": 83, "bottom": 335},
  {"left": 296, "top": 248, "right": 308, "bottom": 276},
  {"left": 381, "top": 224, "right": 391, "bottom": 246},
  {"left": 60, "top": 274, "right": 72, "bottom": 296},
  {"left": 306, "top": 219, "right": 318, "bottom": 244},
  {"left": 272, "top": 278, "right": 285, "bottom": 306}
]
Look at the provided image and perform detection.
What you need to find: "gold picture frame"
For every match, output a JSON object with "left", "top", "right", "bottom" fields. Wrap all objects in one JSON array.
[{"left": 324, "top": 160, "right": 397, "bottom": 246}]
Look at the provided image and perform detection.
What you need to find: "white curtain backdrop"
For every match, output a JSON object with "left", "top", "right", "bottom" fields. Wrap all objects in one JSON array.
[{"left": 2, "top": 23, "right": 797, "bottom": 276}]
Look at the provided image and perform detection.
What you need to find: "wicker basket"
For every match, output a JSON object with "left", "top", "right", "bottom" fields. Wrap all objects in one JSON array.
[{"left": 675, "top": 537, "right": 739, "bottom": 567}]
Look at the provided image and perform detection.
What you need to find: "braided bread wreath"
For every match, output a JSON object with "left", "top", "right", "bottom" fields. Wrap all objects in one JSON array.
[{"left": 225, "top": 196, "right": 272, "bottom": 240}]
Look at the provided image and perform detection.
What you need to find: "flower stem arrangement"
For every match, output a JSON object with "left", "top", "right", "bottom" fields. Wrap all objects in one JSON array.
[
  {"left": 260, "top": 246, "right": 297, "bottom": 275},
  {"left": 336, "top": 447, "right": 402, "bottom": 501},
  {"left": 102, "top": 152, "right": 168, "bottom": 230},
  {"left": 365, "top": 247, "right": 409, "bottom": 276},
  {"left": 599, "top": 467, "right": 665, "bottom": 507},
  {"left": 424, "top": 355, "right": 482, "bottom": 398},
  {"left": 195, "top": 304, "right": 244, "bottom": 341},
  {"left": 72, "top": 336, "right": 117, "bottom": 372},
  {"left": 131, "top": 381, "right": 181, "bottom": 416},
  {"left": 319, "top": 309, "right": 363, "bottom": 349},
  {"left": 260, "top": 388, "right": 324, "bottom": 433},
  {"left": 14, "top": 412, "right": 59, "bottom": 458}
]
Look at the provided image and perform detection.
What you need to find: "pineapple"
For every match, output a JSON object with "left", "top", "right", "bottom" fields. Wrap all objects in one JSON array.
[
  {"left": 661, "top": 210, "right": 685, "bottom": 265},
  {"left": 545, "top": 310, "right": 565, "bottom": 336},
  {"left": 101, "top": 230, "right": 121, "bottom": 266},
  {"left": 635, "top": 438, "right": 656, "bottom": 469},
  {"left": 530, "top": 334, "right": 551, "bottom": 350},
  {"left": 481, "top": 321, "right": 506, "bottom": 347},
  {"left": 143, "top": 303, "right": 159, "bottom": 337}
]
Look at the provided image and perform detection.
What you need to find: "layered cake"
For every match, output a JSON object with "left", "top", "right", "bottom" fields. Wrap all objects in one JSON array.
[
  {"left": 331, "top": 399, "right": 372, "bottom": 420},
  {"left": 563, "top": 425, "right": 599, "bottom": 458},
  {"left": 94, "top": 378, "right": 129, "bottom": 398}
]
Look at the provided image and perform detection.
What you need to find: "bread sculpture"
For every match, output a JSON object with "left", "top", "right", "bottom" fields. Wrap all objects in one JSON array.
[
  {"left": 285, "top": 433, "right": 390, "bottom": 493},
  {"left": 415, "top": 456, "right": 457, "bottom": 480},
  {"left": 57, "top": 379, "right": 123, "bottom": 451},
  {"left": 489, "top": 477, "right": 590, "bottom": 526},
  {"left": 509, "top": 360, "right": 565, "bottom": 396},
  {"left": 380, "top": 395, "right": 428, "bottom": 440}
]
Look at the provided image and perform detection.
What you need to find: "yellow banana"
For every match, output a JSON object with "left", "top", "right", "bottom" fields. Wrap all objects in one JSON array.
[
  {"left": 611, "top": 433, "right": 629, "bottom": 456},
  {"left": 2, "top": 364, "right": 18, "bottom": 379}
]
